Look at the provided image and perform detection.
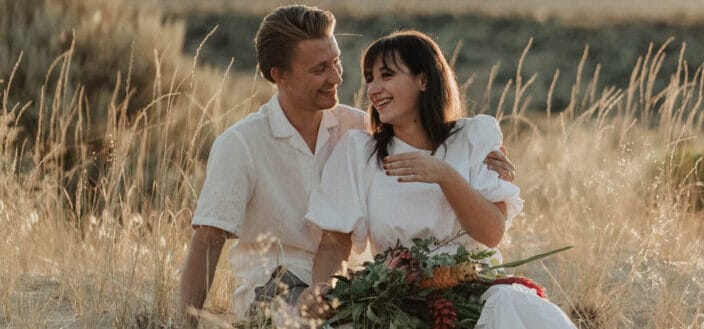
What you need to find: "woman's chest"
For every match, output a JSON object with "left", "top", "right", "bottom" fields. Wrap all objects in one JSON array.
[{"left": 365, "top": 148, "right": 471, "bottom": 250}]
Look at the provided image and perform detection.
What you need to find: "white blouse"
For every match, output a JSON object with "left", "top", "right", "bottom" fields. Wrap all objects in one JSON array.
[{"left": 306, "top": 115, "right": 523, "bottom": 262}]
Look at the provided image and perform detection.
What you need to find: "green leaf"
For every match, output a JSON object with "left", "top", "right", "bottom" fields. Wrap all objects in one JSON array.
[
  {"left": 454, "top": 245, "right": 470, "bottom": 263},
  {"left": 350, "top": 277, "right": 369, "bottom": 299},
  {"left": 366, "top": 305, "right": 383, "bottom": 325},
  {"left": 325, "top": 306, "right": 353, "bottom": 325},
  {"left": 470, "top": 249, "right": 496, "bottom": 261},
  {"left": 351, "top": 303, "right": 364, "bottom": 324},
  {"left": 484, "top": 246, "right": 573, "bottom": 271}
]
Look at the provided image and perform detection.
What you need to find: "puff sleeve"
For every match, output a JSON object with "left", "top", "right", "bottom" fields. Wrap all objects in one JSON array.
[{"left": 465, "top": 115, "right": 524, "bottom": 229}]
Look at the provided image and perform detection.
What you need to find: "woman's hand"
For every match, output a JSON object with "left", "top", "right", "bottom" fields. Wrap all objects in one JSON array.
[
  {"left": 297, "top": 282, "right": 333, "bottom": 320},
  {"left": 383, "top": 152, "right": 450, "bottom": 184},
  {"left": 384, "top": 146, "right": 516, "bottom": 184}
]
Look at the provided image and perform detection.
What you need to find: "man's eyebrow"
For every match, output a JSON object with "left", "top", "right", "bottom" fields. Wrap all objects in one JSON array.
[
  {"left": 309, "top": 61, "right": 328, "bottom": 71},
  {"left": 310, "top": 62, "right": 325, "bottom": 70}
]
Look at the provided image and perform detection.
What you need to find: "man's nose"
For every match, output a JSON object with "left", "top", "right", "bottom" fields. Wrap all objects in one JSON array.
[{"left": 328, "top": 66, "right": 343, "bottom": 85}]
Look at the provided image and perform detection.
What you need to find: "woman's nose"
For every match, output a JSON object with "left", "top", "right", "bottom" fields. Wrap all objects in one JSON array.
[{"left": 367, "top": 81, "right": 381, "bottom": 98}]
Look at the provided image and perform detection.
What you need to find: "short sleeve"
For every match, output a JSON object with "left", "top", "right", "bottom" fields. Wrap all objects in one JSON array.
[
  {"left": 191, "top": 129, "right": 254, "bottom": 236},
  {"left": 306, "top": 130, "right": 371, "bottom": 253},
  {"left": 465, "top": 115, "right": 524, "bottom": 229}
]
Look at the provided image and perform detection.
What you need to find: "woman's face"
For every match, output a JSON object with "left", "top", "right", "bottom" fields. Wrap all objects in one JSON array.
[{"left": 366, "top": 52, "right": 426, "bottom": 126}]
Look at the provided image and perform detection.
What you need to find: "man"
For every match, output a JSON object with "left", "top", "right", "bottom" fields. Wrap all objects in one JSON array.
[{"left": 179, "top": 4, "right": 516, "bottom": 326}]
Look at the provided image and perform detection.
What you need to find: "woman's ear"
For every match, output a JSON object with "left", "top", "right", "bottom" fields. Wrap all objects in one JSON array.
[{"left": 417, "top": 73, "right": 427, "bottom": 91}]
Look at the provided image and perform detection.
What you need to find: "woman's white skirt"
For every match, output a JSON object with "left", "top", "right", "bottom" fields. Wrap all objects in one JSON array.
[{"left": 476, "top": 284, "right": 577, "bottom": 329}]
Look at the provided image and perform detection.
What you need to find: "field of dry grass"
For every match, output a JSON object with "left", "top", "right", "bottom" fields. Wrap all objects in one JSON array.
[{"left": 1, "top": 0, "right": 703, "bottom": 328}]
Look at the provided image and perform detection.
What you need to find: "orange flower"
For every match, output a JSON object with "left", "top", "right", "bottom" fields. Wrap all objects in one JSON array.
[{"left": 419, "top": 266, "right": 459, "bottom": 289}]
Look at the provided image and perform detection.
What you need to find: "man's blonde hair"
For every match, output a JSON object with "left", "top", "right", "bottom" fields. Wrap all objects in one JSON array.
[{"left": 254, "top": 5, "right": 336, "bottom": 83}]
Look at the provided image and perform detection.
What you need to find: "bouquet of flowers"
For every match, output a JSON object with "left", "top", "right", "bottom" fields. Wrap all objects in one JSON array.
[{"left": 324, "top": 236, "right": 571, "bottom": 329}]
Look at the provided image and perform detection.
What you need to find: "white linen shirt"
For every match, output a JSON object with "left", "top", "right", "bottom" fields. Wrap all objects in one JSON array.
[
  {"left": 306, "top": 115, "right": 523, "bottom": 262},
  {"left": 192, "top": 94, "right": 365, "bottom": 317}
]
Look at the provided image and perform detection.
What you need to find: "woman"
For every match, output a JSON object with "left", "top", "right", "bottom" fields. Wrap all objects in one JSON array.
[{"left": 303, "top": 30, "right": 576, "bottom": 328}]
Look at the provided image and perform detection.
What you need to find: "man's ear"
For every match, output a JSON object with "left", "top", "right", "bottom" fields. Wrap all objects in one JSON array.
[{"left": 271, "top": 67, "right": 285, "bottom": 84}]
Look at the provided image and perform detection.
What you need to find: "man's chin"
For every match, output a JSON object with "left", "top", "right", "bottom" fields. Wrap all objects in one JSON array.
[{"left": 317, "top": 98, "right": 339, "bottom": 110}]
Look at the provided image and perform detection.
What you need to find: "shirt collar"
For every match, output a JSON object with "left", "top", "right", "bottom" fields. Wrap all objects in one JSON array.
[{"left": 268, "top": 94, "right": 295, "bottom": 138}]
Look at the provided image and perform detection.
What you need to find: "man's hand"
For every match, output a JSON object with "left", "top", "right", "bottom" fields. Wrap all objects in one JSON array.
[{"left": 484, "top": 145, "right": 516, "bottom": 182}]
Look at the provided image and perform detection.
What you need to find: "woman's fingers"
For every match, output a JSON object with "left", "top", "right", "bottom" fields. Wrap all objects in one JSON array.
[
  {"left": 383, "top": 152, "right": 420, "bottom": 163},
  {"left": 385, "top": 168, "right": 418, "bottom": 177},
  {"left": 384, "top": 153, "right": 443, "bottom": 183},
  {"left": 382, "top": 159, "right": 416, "bottom": 170}
]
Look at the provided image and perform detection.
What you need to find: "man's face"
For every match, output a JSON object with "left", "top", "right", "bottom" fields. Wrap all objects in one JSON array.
[{"left": 275, "top": 36, "right": 343, "bottom": 113}]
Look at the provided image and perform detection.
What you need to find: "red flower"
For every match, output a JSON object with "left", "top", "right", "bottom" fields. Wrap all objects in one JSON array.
[
  {"left": 491, "top": 277, "right": 547, "bottom": 298},
  {"left": 427, "top": 296, "right": 457, "bottom": 329},
  {"left": 384, "top": 250, "right": 411, "bottom": 268},
  {"left": 384, "top": 250, "right": 422, "bottom": 284}
]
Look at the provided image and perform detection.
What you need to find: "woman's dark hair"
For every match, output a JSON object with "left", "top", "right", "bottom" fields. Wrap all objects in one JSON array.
[{"left": 362, "top": 30, "right": 464, "bottom": 166}]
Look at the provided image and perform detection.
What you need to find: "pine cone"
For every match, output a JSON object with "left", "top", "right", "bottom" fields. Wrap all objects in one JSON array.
[
  {"left": 419, "top": 266, "right": 459, "bottom": 289},
  {"left": 452, "top": 262, "right": 480, "bottom": 282},
  {"left": 427, "top": 296, "right": 457, "bottom": 329}
]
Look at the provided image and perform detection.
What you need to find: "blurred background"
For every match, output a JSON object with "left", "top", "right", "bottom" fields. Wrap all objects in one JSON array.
[{"left": 171, "top": 0, "right": 704, "bottom": 111}]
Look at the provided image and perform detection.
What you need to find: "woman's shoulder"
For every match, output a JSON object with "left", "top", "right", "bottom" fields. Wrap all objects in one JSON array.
[
  {"left": 457, "top": 114, "right": 500, "bottom": 131},
  {"left": 456, "top": 114, "right": 503, "bottom": 146}
]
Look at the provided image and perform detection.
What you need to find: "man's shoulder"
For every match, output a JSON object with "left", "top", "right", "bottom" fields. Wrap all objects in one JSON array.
[
  {"left": 332, "top": 103, "right": 365, "bottom": 115},
  {"left": 218, "top": 110, "right": 269, "bottom": 139},
  {"left": 343, "top": 127, "right": 372, "bottom": 140},
  {"left": 330, "top": 103, "right": 366, "bottom": 129},
  {"left": 337, "top": 128, "right": 374, "bottom": 157}
]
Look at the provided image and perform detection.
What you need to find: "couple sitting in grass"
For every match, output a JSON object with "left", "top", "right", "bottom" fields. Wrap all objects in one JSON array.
[{"left": 180, "top": 5, "right": 576, "bottom": 329}]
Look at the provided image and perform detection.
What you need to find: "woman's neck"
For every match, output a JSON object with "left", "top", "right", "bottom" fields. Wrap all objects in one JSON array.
[{"left": 393, "top": 121, "right": 432, "bottom": 150}]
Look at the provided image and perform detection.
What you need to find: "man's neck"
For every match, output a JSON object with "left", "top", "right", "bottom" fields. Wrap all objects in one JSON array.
[{"left": 279, "top": 98, "right": 323, "bottom": 153}]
